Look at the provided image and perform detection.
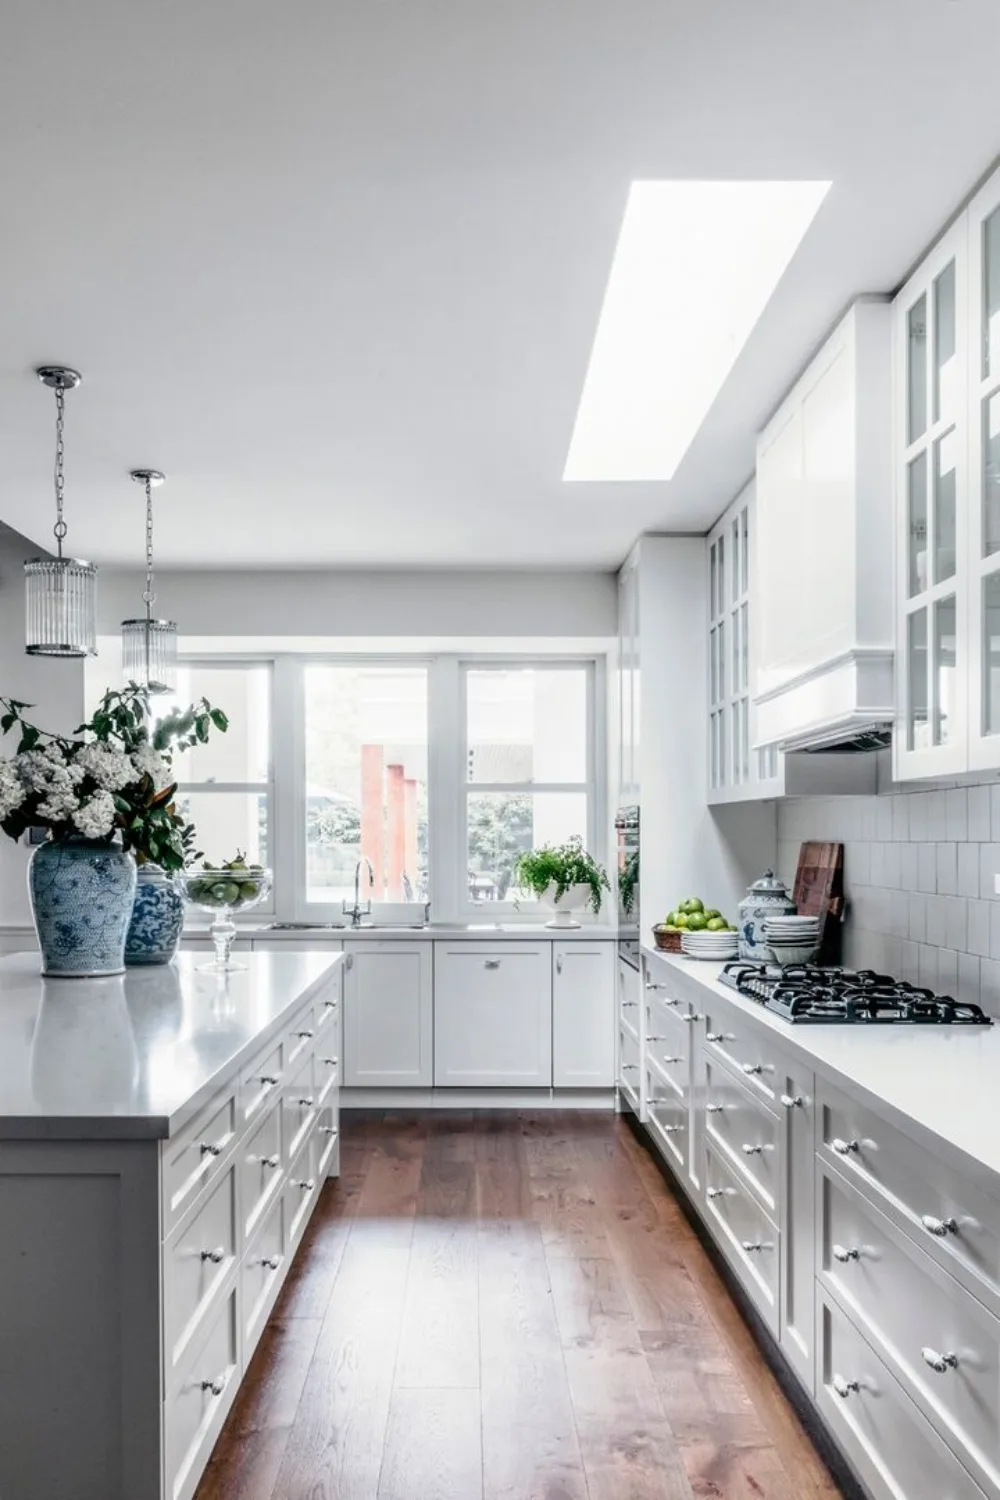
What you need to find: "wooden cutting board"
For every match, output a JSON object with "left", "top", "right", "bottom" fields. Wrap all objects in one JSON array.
[{"left": 792, "top": 841, "right": 844, "bottom": 965}]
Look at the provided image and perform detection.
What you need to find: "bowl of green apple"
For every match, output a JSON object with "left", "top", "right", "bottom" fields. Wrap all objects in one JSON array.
[{"left": 179, "top": 854, "right": 272, "bottom": 970}]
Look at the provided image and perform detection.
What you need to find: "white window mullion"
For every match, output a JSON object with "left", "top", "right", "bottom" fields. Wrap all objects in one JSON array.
[
  {"left": 272, "top": 656, "right": 302, "bottom": 922},
  {"left": 428, "top": 656, "right": 463, "bottom": 924}
]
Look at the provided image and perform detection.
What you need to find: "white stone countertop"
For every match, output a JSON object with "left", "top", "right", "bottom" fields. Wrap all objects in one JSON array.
[
  {"left": 0, "top": 923, "right": 621, "bottom": 943},
  {"left": 646, "top": 949, "right": 1000, "bottom": 1190},
  {"left": 0, "top": 950, "right": 342, "bottom": 1143}
]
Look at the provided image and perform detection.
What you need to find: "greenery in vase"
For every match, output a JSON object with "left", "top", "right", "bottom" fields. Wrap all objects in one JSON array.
[
  {"left": 0, "top": 685, "right": 228, "bottom": 871},
  {"left": 513, "top": 835, "right": 610, "bottom": 915}
]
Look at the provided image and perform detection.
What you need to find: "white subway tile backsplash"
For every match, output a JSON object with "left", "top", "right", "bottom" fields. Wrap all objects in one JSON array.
[
  {"left": 847, "top": 842, "right": 870, "bottom": 887},
  {"left": 992, "top": 785, "right": 1000, "bottom": 842},
  {"left": 925, "top": 790, "right": 947, "bottom": 842},
  {"left": 990, "top": 901, "right": 1000, "bottom": 961},
  {"left": 968, "top": 898, "right": 992, "bottom": 957},
  {"left": 892, "top": 795, "right": 909, "bottom": 841},
  {"left": 936, "top": 842, "right": 957, "bottom": 895},
  {"left": 918, "top": 944, "right": 938, "bottom": 988},
  {"left": 875, "top": 798, "right": 894, "bottom": 842},
  {"left": 946, "top": 787, "right": 968, "bottom": 842},
  {"left": 883, "top": 842, "right": 902, "bottom": 889},
  {"left": 958, "top": 952, "right": 982, "bottom": 1006},
  {"left": 958, "top": 842, "right": 980, "bottom": 898},
  {"left": 900, "top": 940, "right": 920, "bottom": 984},
  {"left": 981, "top": 844, "right": 1000, "bottom": 900},
  {"left": 979, "top": 958, "right": 1000, "bottom": 1019},
  {"left": 890, "top": 889, "right": 909, "bottom": 939},
  {"left": 908, "top": 794, "right": 927, "bottom": 841},
  {"left": 917, "top": 843, "right": 937, "bottom": 893},
  {"left": 969, "top": 785, "right": 991, "bottom": 839},
  {"left": 945, "top": 895, "right": 968, "bottom": 952},
  {"left": 925, "top": 894, "right": 947, "bottom": 948},
  {"left": 937, "top": 946, "right": 958, "bottom": 996},
  {"left": 907, "top": 893, "right": 926, "bottom": 943}
]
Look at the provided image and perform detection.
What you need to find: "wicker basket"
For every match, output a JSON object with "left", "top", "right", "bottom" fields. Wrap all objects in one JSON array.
[{"left": 651, "top": 925, "right": 683, "bottom": 953}]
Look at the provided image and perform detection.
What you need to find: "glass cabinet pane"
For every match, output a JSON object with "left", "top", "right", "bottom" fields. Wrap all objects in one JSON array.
[
  {"left": 933, "top": 429, "right": 957, "bottom": 582},
  {"left": 907, "top": 294, "right": 928, "bottom": 444},
  {"left": 718, "top": 618, "right": 726, "bottom": 701},
  {"left": 731, "top": 518, "right": 740, "bottom": 603},
  {"left": 741, "top": 509, "right": 749, "bottom": 594},
  {"left": 933, "top": 263, "right": 957, "bottom": 423},
  {"left": 709, "top": 627, "right": 718, "bottom": 705},
  {"left": 731, "top": 608, "right": 741, "bottom": 694},
  {"left": 985, "top": 391, "right": 1000, "bottom": 556},
  {"left": 710, "top": 713, "right": 719, "bottom": 788},
  {"left": 932, "top": 596, "right": 956, "bottom": 746},
  {"left": 709, "top": 544, "right": 718, "bottom": 622},
  {"left": 907, "top": 451, "right": 928, "bottom": 596},
  {"left": 985, "top": 207, "right": 1000, "bottom": 380},
  {"left": 740, "top": 601, "right": 749, "bottom": 692},
  {"left": 983, "top": 574, "right": 1000, "bottom": 735},
  {"left": 719, "top": 707, "right": 728, "bottom": 786},
  {"left": 717, "top": 534, "right": 725, "bottom": 616},
  {"left": 907, "top": 608, "right": 929, "bottom": 751}
]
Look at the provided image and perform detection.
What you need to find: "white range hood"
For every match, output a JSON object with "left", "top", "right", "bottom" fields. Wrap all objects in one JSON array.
[{"left": 753, "top": 298, "right": 894, "bottom": 755}]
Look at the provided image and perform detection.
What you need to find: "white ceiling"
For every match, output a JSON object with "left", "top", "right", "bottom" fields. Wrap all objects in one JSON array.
[{"left": 1, "top": 0, "right": 999, "bottom": 570}]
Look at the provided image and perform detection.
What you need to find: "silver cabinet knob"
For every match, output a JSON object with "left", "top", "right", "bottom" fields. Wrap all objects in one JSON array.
[
  {"left": 658, "top": 1123, "right": 683, "bottom": 1134},
  {"left": 706, "top": 1031, "right": 734, "bottom": 1043},
  {"left": 259, "top": 1074, "right": 279, "bottom": 1087},
  {"left": 832, "top": 1244, "right": 860, "bottom": 1263},
  {"left": 646, "top": 1034, "right": 670, "bottom": 1042},
  {"left": 831, "top": 1137, "right": 860, "bottom": 1156},
  {"left": 741, "top": 1143, "right": 765, "bottom": 1156},
  {"left": 322, "top": 998, "right": 337, "bottom": 1010},
  {"left": 201, "top": 1376, "right": 226, "bottom": 1397},
  {"left": 345, "top": 953, "right": 355, "bottom": 970},
  {"left": 921, "top": 1214, "right": 958, "bottom": 1237},
  {"left": 200, "top": 1246, "right": 226, "bottom": 1264},
  {"left": 832, "top": 1375, "right": 859, "bottom": 1399},
  {"left": 320, "top": 1125, "right": 338, "bottom": 1136},
  {"left": 681, "top": 1013, "right": 701, "bottom": 1024},
  {"left": 322, "top": 1056, "right": 339, "bottom": 1067},
  {"left": 741, "top": 1062, "right": 763, "bottom": 1076},
  {"left": 199, "top": 1140, "right": 223, "bottom": 1157},
  {"left": 297, "top": 1097, "right": 315, "bottom": 1108},
  {"left": 485, "top": 959, "right": 501, "bottom": 969},
  {"left": 780, "top": 1094, "right": 804, "bottom": 1109},
  {"left": 293, "top": 1177, "right": 316, "bottom": 1192},
  {"left": 645, "top": 982, "right": 669, "bottom": 992},
  {"left": 556, "top": 955, "right": 563, "bottom": 974},
  {"left": 621, "top": 999, "right": 638, "bottom": 1008},
  {"left": 297, "top": 1029, "right": 315, "bottom": 1040},
  {"left": 921, "top": 1347, "right": 958, "bottom": 1374},
  {"left": 620, "top": 1063, "right": 639, "bottom": 1072},
  {"left": 261, "top": 1254, "right": 282, "bottom": 1271},
  {"left": 741, "top": 1240, "right": 767, "bottom": 1253},
  {"left": 259, "top": 1154, "right": 280, "bottom": 1169},
  {"left": 659, "top": 1056, "right": 681, "bottom": 1065},
  {"left": 706, "top": 1103, "right": 724, "bottom": 1114},
  {"left": 706, "top": 1187, "right": 728, "bottom": 1200}
]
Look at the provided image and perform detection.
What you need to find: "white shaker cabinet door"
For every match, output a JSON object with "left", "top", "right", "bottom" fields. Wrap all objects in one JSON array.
[
  {"left": 434, "top": 944, "right": 551, "bottom": 1086},
  {"left": 552, "top": 943, "right": 615, "bottom": 1088},
  {"left": 342, "top": 942, "right": 433, "bottom": 1087}
]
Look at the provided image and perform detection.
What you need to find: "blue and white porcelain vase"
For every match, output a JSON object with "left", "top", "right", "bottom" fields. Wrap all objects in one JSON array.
[
  {"left": 28, "top": 837, "right": 137, "bottom": 978},
  {"left": 737, "top": 868, "right": 796, "bottom": 961},
  {"left": 125, "top": 865, "right": 185, "bottom": 967}
]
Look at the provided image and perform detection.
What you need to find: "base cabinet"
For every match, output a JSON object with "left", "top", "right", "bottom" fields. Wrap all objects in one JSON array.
[
  {"left": 552, "top": 942, "right": 615, "bottom": 1087},
  {"left": 434, "top": 944, "right": 551, "bottom": 1086},
  {"left": 343, "top": 942, "right": 433, "bottom": 1087}
]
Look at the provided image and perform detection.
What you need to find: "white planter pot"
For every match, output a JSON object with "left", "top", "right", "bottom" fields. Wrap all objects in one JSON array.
[{"left": 538, "top": 882, "right": 594, "bottom": 929}]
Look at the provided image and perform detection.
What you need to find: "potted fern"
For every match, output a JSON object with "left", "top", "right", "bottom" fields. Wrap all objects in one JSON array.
[{"left": 513, "top": 835, "right": 610, "bottom": 928}]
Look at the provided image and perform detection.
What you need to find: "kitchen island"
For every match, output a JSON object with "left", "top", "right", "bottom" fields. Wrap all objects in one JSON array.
[{"left": 0, "top": 950, "right": 343, "bottom": 1500}]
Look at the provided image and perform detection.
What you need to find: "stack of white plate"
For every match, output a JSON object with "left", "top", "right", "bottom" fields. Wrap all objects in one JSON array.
[
  {"left": 681, "top": 929, "right": 739, "bottom": 961},
  {"left": 761, "top": 915, "right": 820, "bottom": 966}
]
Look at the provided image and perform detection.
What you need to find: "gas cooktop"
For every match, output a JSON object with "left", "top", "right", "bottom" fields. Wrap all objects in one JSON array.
[{"left": 719, "top": 962, "right": 993, "bottom": 1025}]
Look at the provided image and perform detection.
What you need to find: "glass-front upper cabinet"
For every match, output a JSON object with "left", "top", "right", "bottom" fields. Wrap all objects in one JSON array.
[
  {"left": 968, "top": 171, "right": 1000, "bottom": 770},
  {"left": 617, "top": 558, "right": 639, "bottom": 799},
  {"left": 707, "top": 481, "right": 780, "bottom": 803},
  {"left": 894, "top": 218, "right": 969, "bottom": 781}
]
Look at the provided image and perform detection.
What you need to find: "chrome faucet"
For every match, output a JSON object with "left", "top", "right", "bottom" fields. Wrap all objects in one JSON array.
[{"left": 343, "top": 856, "right": 375, "bottom": 927}]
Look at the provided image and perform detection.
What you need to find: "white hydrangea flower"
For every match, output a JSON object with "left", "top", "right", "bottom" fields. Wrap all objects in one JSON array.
[
  {"left": 0, "top": 758, "right": 25, "bottom": 819},
  {"left": 72, "top": 790, "right": 117, "bottom": 839},
  {"left": 74, "top": 743, "right": 135, "bottom": 792},
  {"left": 131, "top": 742, "right": 169, "bottom": 788},
  {"left": 16, "top": 748, "right": 70, "bottom": 794}
]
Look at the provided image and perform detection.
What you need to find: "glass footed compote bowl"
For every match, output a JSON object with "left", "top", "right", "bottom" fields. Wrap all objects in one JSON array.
[{"left": 178, "top": 866, "right": 273, "bottom": 971}]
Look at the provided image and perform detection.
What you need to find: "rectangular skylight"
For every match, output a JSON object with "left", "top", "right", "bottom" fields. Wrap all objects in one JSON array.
[{"left": 563, "top": 179, "right": 831, "bottom": 482}]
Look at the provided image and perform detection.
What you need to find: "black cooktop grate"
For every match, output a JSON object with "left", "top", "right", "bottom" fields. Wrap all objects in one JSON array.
[{"left": 719, "top": 962, "right": 993, "bottom": 1024}]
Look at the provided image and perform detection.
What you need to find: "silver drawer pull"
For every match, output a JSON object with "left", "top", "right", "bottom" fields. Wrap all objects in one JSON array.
[
  {"left": 259, "top": 1154, "right": 280, "bottom": 1169},
  {"left": 681, "top": 1013, "right": 701, "bottom": 1024},
  {"left": 921, "top": 1347, "right": 958, "bottom": 1374},
  {"left": 741, "top": 1240, "right": 767, "bottom": 1253},
  {"left": 657, "top": 1123, "right": 683, "bottom": 1134},
  {"left": 832, "top": 1375, "right": 859, "bottom": 1399},
  {"left": 199, "top": 1140, "right": 224, "bottom": 1157},
  {"left": 706, "top": 1187, "right": 730, "bottom": 1200},
  {"left": 706, "top": 1103, "right": 724, "bottom": 1114},
  {"left": 921, "top": 1214, "right": 958, "bottom": 1238},
  {"left": 556, "top": 955, "right": 563, "bottom": 974},
  {"left": 261, "top": 1254, "right": 282, "bottom": 1271},
  {"left": 659, "top": 1056, "right": 681, "bottom": 1065},
  {"left": 621, "top": 999, "right": 638, "bottom": 1008},
  {"left": 646, "top": 1034, "right": 671, "bottom": 1042},
  {"left": 320, "top": 1125, "right": 339, "bottom": 1137},
  {"left": 201, "top": 1375, "right": 226, "bottom": 1397},
  {"left": 259, "top": 1074, "right": 279, "bottom": 1087},
  {"left": 645, "top": 983, "right": 671, "bottom": 993},
  {"left": 322, "top": 998, "right": 337, "bottom": 1009},
  {"left": 831, "top": 1137, "right": 860, "bottom": 1156},
  {"left": 297, "top": 1096, "right": 315, "bottom": 1108},
  {"left": 741, "top": 1143, "right": 765, "bottom": 1156},
  {"left": 293, "top": 1177, "right": 316, "bottom": 1192},
  {"left": 706, "top": 1031, "right": 734, "bottom": 1043},
  {"left": 296, "top": 1029, "right": 315, "bottom": 1040},
  {"left": 620, "top": 1063, "right": 639, "bottom": 1072},
  {"left": 741, "top": 1062, "right": 763, "bottom": 1076},
  {"left": 200, "top": 1246, "right": 226, "bottom": 1264},
  {"left": 832, "top": 1244, "right": 860, "bottom": 1263},
  {"left": 780, "top": 1094, "right": 804, "bottom": 1109},
  {"left": 485, "top": 959, "right": 501, "bottom": 969},
  {"left": 322, "top": 1056, "right": 339, "bottom": 1067}
]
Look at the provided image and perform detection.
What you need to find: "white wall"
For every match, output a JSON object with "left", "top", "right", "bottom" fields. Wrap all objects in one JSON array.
[
  {"left": 0, "top": 525, "right": 85, "bottom": 924},
  {"left": 634, "top": 536, "right": 776, "bottom": 930},
  {"left": 97, "top": 568, "right": 617, "bottom": 640}
]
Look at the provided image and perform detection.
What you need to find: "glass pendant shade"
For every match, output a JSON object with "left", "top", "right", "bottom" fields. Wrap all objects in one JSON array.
[
  {"left": 25, "top": 557, "right": 98, "bottom": 657},
  {"left": 120, "top": 616, "right": 178, "bottom": 689}
]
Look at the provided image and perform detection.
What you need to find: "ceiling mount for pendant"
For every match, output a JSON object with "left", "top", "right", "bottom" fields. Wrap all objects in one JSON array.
[
  {"left": 120, "top": 467, "right": 178, "bottom": 690},
  {"left": 24, "top": 364, "right": 97, "bottom": 658}
]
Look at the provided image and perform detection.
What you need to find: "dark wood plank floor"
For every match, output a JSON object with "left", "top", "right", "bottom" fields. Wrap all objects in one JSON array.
[{"left": 196, "top": 1112, "right": 844, "bottom": 1500}]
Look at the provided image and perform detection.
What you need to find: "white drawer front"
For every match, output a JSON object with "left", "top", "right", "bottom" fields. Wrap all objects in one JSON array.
[
  {"left": 162, "top": 1091, "right": 236, "bottom": 1235},
  {"left": 239, "top": 1036, "right": 284, "bottom": 1127},
  {"left": 704, "top": 1144, "right": 779, "bottom": 1333},
  {"left": 316, "top": 1102, "right": 340, "bottom": 1180},
  {"left": 701, "top": 1002, "right": 781, "bottom": 1104},
  {"left": 285, "top": 1137, "right": 321, "bottom": 1250},
  {"left": 315, "top": 984, "right": 340, "bottom": 1039},
  {"left": 618, "top": 1021, "right": 641, "bottom": 1105},
  {"left": 242, "top": 1194, "right": 286, "bottom": 1358},
  {"left": 818, "top": 1293, "right": 989, "bottom": 1500},
  {"left": 820, "top": 1081, "right": 1000, "bottom": 1316},
  {"left": 285, "top": 1000, "right": 318, "bottom": 1072},
  {"left": 166, "top": 1289, "right": 239, "bottom": 1500},
  {"left": 704, "top": 1058, "right": 780, "bottom": 1216},
  {"left": 821, "top": 1167, "right": 1000, "bottom": 1495},
  {"left": 282, "top": 1049, "right": 318, "bottom": 1164},
  {"left": 315, "top": 1042, "right": 341, "bottom": 1106},
  {"left": 240, "top": 1099, "right": 284, "bottom": 1243},
  {"left": 165, "top": 1166, "right": 237, "bottom": 1379},
  {"left": 646, "top": 1071, "right": 687, "bottom": 1171}
]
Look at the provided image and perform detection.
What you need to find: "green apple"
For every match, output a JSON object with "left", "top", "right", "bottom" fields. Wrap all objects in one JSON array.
[
  {"left": 685, "top": 912, "right": 708, "bottom": 931},
  {"left": 705, "top": 916, "right": 727, "bottom": 931},
  {"left": 673, "top": 913, "right": 690, "bottom": 928},
  {"left": 679, "top": 897, "right": 704, "bottom": 915}
]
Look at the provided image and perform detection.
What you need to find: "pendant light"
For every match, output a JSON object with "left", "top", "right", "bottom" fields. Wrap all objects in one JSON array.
[
  {"left": 25, "top": 366, "right": 97, "bottom": 657},
  {"left": 120, "top": 469, "right": 178, "bottom": 689}
]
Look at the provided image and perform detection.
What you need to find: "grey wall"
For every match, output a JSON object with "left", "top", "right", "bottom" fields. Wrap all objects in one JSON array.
[
  {"left": 0, "top": 525, "right": 85, "bottom": 924},
  {"left": 776, "top": 751, "right": 1000, "bottom": 1016}
]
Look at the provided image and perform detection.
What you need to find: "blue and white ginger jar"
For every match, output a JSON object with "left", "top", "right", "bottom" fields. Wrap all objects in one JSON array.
[
  {"left": 125, "top": 865, "right": 185, "bottom": 966},
  {"left": 737, "top": 868, "right": 796, "bottom": 961},
  {"left": 29, "top": 838, "right": 138, "bottom": 978}
]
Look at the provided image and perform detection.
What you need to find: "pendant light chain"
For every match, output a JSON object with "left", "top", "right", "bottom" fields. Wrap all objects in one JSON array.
[
  {"left": 53, "top": 384, "right": 67, "bottom": 559},
  {"left": 143, "top": 475, "right": 156, "bottom": 617}
]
